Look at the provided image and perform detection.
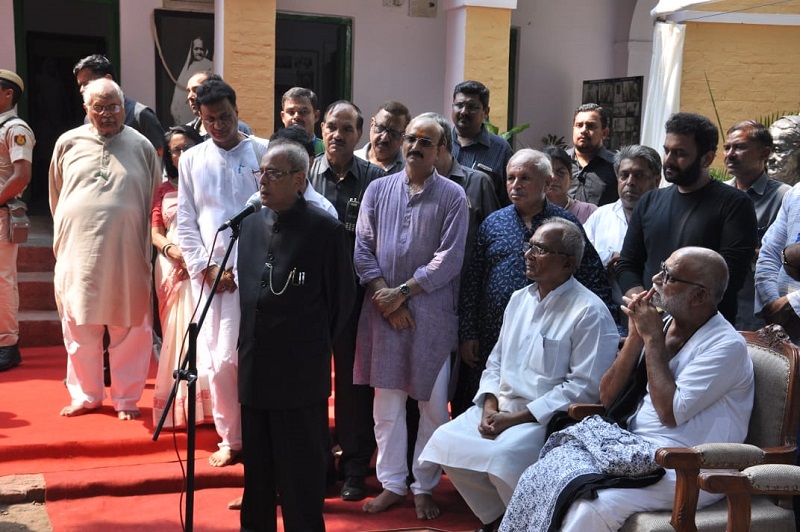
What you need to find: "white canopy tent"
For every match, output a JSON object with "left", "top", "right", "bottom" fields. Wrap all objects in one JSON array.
[
  {"left": 641, "top": 1, "right": 719, "bottom": 158},
  {"left": 651, "top": 0, "right": 720, "bottom": 17}
]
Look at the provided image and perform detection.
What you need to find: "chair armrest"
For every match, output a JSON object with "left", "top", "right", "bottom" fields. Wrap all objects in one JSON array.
[
  {"left": 701, "top": 464, "right": 800, "bottom": 496},
  {"left": 698, "top": 464, "right": 800, "bottom": 532},
  {"left": 657, "top": 444, "right": 796, "bottom": 470},
  {"left": 652, "top": 444, "right": 796, "bottom": 532},
  {"left": 568, "top": 403, "right": 605, "bottom": 420}
]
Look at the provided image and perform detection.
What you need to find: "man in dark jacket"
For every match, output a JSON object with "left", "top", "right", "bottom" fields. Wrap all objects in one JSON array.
[{"left": 237, "top": 139, "right": 356, "bottom": 532}]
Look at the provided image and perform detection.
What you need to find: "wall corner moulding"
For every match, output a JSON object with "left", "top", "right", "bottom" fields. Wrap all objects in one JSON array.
[{"left": 442, "top": 0, "right": 517, "bottom": 12}]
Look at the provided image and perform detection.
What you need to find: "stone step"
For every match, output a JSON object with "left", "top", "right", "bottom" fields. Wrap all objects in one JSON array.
[
  {"left": 17, "top": 245, "right": 55, "bottom": 273},
  {"left": 18, "top": 310, "right": 62, "bottom": 348},
  {"left": 18, "top": 271, "right": 57, "bottom": 311}
]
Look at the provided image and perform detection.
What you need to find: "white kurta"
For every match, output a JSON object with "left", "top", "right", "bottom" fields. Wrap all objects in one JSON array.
[
  {"left": 49, "top": 125, "right": 160, "bottom": 326},
  {"left": 421, "top": 277, "right": 619, "bottom": 487},
  {"left": 176, "top": 136, "right": 267, "bottom": 370},
  {"left": 583, "top": 200, "right": 627, "bottom": 268}
]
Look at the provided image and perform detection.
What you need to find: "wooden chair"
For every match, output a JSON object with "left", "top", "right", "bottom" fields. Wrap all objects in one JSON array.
[{"left": 568, "top": 324, "right": 800, "bottom": 532}]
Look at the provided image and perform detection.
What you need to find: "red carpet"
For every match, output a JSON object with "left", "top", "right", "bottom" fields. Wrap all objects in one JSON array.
[{"left": 1, "top": 346, "right": 480, "bottom": 531}]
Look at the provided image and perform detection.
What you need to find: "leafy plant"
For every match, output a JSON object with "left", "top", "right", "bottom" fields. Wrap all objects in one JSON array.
[
  {"left": 704, "top": 72, "right": 799, "bottom": 180},
  {"left": 485, "top": 120, "right": 530, "bottom": 141},
  {"left": 540, "top": 133, "right": 568, "bottom": 150},
  {"left": 709, "top": 167, "right": 729, "bottom": 182}
]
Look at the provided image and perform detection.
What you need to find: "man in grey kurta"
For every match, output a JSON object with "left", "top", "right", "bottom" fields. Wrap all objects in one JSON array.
[
  {"left": 354, "top": 115, "right": 468, "bottom": 520},
  {"left": 49, "top": 78, "right": 159, "bottom": 420}
]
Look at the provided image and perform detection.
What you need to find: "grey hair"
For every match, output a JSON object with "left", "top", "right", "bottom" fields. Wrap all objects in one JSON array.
[
  {"left": 418, "top": 112, "right": 452, "bottom": 151},
  {"left": 614, "top": 144, "right": 662, "bottom": 176},
  {"left": 264, "top": 138, "right": 310, "bottom": 174},
  {"left": 83, "top": 78, "right": 125, "bottom": 105},
  {"left": 540, "top": 217, "right": 584, "bottom": 267},
  {"left": 508, "top": 148, "right": 553, "bottom": 179},
  {"left": 82, "top": 78, "right": 124, "bottom": 105}
]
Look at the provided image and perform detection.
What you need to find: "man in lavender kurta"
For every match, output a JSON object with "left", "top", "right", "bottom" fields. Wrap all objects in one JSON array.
[
  {"left": 49, "top": 78, "right": 159, "bottom": 420},
  {"left": 354, "top": 115, "right": 468, "bottom": 520}
]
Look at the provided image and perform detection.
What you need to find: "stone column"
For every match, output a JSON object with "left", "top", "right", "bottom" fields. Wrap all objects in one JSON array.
[
  {"left": 443, "top": 0, "right": 517, "bottom": 130},
  {"left": 216, "top": 0, "right": 276, "bottom": 135}
]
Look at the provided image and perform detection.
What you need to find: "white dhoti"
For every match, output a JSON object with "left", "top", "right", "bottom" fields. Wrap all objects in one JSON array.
[
  {"left": 420, "top": 406, "right": 546, "bottom": 523},
  {"left": 62, "top": 311, "right": 152, "bottom": 412},
  {"left": 559, "top": 470, "right": 724, "bottom": 531}
]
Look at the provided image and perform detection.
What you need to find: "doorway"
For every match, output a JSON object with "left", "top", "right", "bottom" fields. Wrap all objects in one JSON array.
[
  {"left": 274, "top": 13, "right": 353, "bottom": 138},
  {"left": 14, "top": 0, "right": 119, "bottom": 215}
]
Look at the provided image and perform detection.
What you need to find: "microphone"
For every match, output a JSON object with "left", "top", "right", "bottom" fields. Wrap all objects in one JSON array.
[{"left": 217, "top": 192, "right": 262, "bottom": 231}]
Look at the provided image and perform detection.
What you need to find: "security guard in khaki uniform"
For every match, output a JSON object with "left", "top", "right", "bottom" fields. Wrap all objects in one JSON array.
[{"left": 0, "top": 69, "right": 35, "bottom": 371}]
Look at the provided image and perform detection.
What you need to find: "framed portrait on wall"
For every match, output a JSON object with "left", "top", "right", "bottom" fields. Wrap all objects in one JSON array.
[
  {"left": 153, "top": 9, "right": 214, "bottom": 128},
  {"left": 581, "top": 75, "right": 643, "bottom": 151}
]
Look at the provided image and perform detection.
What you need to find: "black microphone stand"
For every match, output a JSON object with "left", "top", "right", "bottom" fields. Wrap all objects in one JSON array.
[{"left": 153, "top": 223, "right": 242, "bottom": 532}]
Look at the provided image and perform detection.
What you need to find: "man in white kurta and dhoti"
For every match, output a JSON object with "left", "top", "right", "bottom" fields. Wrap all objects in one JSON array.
[
  {"left": 49, "top": 78, "right": 159, "bottom": 420},
  {"left": 176, "top": 78, "right": 267, "bottom": 467},
  {"left": 420, "top": 218, "right": 619, "bottom": 530}
]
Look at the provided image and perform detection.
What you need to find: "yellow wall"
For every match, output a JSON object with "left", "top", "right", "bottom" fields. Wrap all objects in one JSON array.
[
  {"left": 463, "top": 6, "right": 511, "bottom": 130},
  {"left": 680, "top": 21, "right": 800, "bottom": 164},
  {"left": 223, "top": 0, "right": 276, "bottom": 135}
]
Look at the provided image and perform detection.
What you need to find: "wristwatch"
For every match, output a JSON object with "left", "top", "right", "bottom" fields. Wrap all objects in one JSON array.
[{"left": 399, "top": 283, "right": 410, "bottom": 299}]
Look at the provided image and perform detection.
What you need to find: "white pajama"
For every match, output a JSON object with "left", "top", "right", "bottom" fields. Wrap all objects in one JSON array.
[
  {"left": 373, "top": 358, "right": 450, "bottom": 496},
  {"left": 62, "top": 311, "right": 152, "bottom": 411}
]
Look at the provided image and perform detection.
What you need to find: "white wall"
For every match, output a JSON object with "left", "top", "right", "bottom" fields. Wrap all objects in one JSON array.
[
  {"left": 510, "top": 0, "right": 637, "bottom": 150},
  {"left": 276, "top": 0, "right": 447, "bottom": 146},
  {"left": 120, "top": 0, "right": 162, "bottom": 107}
]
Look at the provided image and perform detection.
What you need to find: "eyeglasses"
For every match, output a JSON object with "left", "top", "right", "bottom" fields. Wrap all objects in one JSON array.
[
  {"left": 403, "top": 134, "right": 437, "bottom": 149},
  {"left": 659, "top": 261, "right": 706, "bottom": 289},
  {"left": 90, "top": 104, "right": 122, "bottom": 114},
  {"left": 522, "top": 242, "right": 572, "bottom": 257},
  {"left": 169, "top": 145, "right": 195, "bottom": 156},
  {"left": 253, "top": 168, "right": 299, "bottom": 181},
  {"left": 372, "top": 123, "right": 404, "bottom": 141},
  {"left": 452, "top": 102, "right": 483, "bottom": 114},
  {"left": 201, "top": 113, "right": 236, "bottom": 128}
]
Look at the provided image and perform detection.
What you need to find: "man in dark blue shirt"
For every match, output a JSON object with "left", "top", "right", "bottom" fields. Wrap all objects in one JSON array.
[{"left": 451, "top": 80, "right": 513, "bottom": 206}]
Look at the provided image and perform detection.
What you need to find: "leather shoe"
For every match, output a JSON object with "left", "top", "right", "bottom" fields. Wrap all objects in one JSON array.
[
  {"left": 341, "top": 476, "right": 367, "bottom": 501},
  {"left": 0, "top": 344, "right": 21, "bottom": 371}
]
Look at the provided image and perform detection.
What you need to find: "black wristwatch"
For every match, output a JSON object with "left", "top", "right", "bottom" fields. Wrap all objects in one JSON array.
[{"left": 399, "top": 283, "right": 410, "bottom": 299}]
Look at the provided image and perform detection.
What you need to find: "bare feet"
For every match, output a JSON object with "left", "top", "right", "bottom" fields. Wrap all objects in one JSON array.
[
  {"left": 414, "top": 493, "right": 440, "bottom": 520},
  {"left": 59, "top": 405, "right": 99, "bottom": 417},
  {"left": 209, "top": 447, "right": 242, "bottom": 467},
  {"left": 363, "top": 489, "right": 405, "bottom": 514},
  {"left": 117, "top": 410, "right": 140, "bottom": 420},
  {"left": 228, "top": 496, "right": 242, "bottom": 510}
]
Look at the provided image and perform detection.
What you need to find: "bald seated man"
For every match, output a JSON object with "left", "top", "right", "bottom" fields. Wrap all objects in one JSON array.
[{"left": 503, "top": 246, "right": 755, "bottom": 531}]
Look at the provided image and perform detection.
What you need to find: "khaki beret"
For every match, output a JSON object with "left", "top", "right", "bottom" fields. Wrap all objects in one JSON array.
[{"left": 0, "top": 69, "right": 24, "bottom": 92}]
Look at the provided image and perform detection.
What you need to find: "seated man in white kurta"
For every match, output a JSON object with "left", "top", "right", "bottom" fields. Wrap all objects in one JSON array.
[{"left": 420, "top": 218, "right": 619, "bottom": 530}]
